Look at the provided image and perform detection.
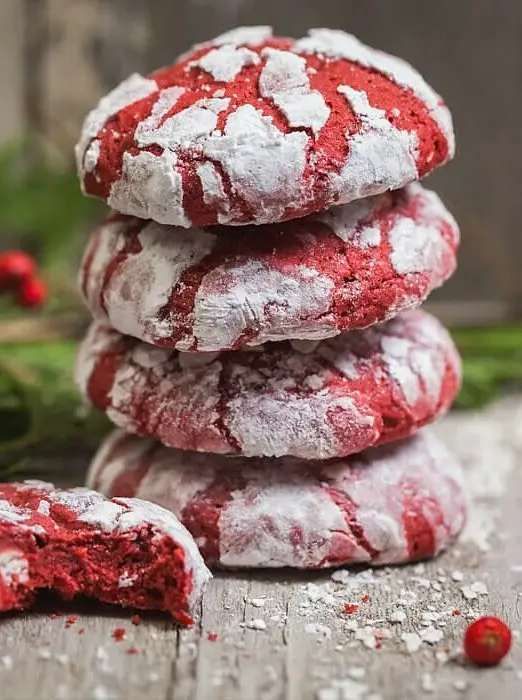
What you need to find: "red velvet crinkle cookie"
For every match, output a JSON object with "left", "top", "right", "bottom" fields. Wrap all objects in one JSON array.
[
  {"left": 75, "top": 26, "right": 455, "bottom": 228},
  {"left": 75, "top": 310, "right": 461, "bottom": 460},
  {"left": 79, "top": 184, "right": 459, "bottom": 352},
  {"left": 0, "top": 482, "right": 210, "bottom": 624},
  {"left": 87, "top": 429, "right": 467, "bottom": 569}
]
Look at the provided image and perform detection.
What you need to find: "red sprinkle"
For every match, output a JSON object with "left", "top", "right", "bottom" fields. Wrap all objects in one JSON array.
[
  {"left": 343, "top": 604, "right": 359, "bottom": 615},
  {"left": 375, "top": 641, "right": 382, "bottom": 649},
  {"left": 131, "top": 614, "right": 141, "bottom": 626},
  {"left": 112, "top": 628, "right": 126, "bottom": 642},
  {"left": 207, "top": 633, "right": 219, "bottom": 642},
  {"left": 464, "top": 616, "right": 512, "bottom": 667},
  {"left": 65, "top": 615, "right": 77, "bottom": 626},
  {"left": 453, "top": 609, "right": 462, "bottom": 616},
  {"left": 126, "top": 647, "right": 139, "bottom": 655},
  {"left": 361, "top": 594, "right": 370, "bottom": 603},
  {"left": 78, "top": 628, "right": 85, "bottom": 635}
]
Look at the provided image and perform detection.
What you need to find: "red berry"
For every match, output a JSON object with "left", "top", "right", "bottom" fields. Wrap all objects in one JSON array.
[
  {"left": 464, "top": 616, "right": 511, "bottom": 666},
  {"left": 17, "top": 277, "right": 47, "bottom": 308},
  {"left": 0, "top": 251, "right": 36, "bottom": 289}
]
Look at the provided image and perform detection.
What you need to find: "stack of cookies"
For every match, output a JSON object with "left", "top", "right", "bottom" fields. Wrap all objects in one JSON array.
[{"left": 75, "top": 27, "right": 467, "bottom": 570}]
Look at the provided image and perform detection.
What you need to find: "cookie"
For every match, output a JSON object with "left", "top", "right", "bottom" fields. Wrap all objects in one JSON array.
[
  {"left": 87, "top": 429, "right": 467, "bottom": 569},
  {"left": 79, "top": 184, "right": 459, "bottom": 351},
  {"left": 76, "top": 27, "right": 454, "bottom": 228},
  {"left": 0, "top": 481, "right": 210, "bottom": 623},
  {"left": 76, "top": 310, "right": 461, "bottom": 460}
]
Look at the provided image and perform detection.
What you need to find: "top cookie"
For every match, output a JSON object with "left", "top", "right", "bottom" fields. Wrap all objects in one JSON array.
[{"left": 76, "top": 26, "right": 454, "bottom": 228}]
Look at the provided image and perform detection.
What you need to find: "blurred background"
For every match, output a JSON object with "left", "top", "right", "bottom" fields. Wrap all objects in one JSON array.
[{"left": 0, "top": 0, "right": 520, "bottom": 470}]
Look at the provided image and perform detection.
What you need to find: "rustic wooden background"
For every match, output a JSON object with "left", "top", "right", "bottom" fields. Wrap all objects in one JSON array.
[{"left": 0, "top": 0, "right": 520, "bottom": 318}]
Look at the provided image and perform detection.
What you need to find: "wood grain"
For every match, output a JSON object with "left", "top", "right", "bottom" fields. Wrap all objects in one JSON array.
[{"left": 1, "top": 396, "right": 522, "bottom": 699}]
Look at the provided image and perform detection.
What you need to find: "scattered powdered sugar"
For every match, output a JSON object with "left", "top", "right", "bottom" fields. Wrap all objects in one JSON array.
[
  {"left": 401, "top": 632, "right": 422, "bottom": 653},
  {"left": 245, "top": 618, "right": 267, "bottom": 631},
  {"left": 421, "top": 673, "right": 435, "bottom": 693},
  {"left": 419, "top": 627, "right": 444, "bottom": 644},
  {"left": 453, "top": 680, "right": 469, "bottom": 693},
  {"left": 246, "top": 596, "right": 267, "bottom": 608},
  {"left": 317, "top": 678, "right": 372, "bottom": 700},
  {"left": 460, "top": 581, "right": 488, "bottom": 600},
  {"left": 93, "top": 686, "right": 113, "bottom": 700},
  {"left": 0, "top": 656, "right": 13, "bottom": 671},
  {"left": 388, "top": 609, "right": 407, "bottom": 624},
  {"left": 434, "top": 396, "right": 522, "bottom": 552},
  {"left": 305, "top": 622, "right": 332, "bottom": 640}
]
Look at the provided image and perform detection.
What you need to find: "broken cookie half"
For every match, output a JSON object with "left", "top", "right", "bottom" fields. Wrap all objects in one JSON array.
[{"left": 0, "top": 481, "right": 211, "bottom": 625}]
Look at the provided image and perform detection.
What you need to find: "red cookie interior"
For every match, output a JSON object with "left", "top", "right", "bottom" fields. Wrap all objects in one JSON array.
[{"left": 0, "top": 482, "right": 210, "bottom": 624}]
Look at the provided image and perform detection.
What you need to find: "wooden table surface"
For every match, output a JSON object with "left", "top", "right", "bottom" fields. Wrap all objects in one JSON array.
[{"left": 1, "top": 396, "right": 522, "bottom": 700}]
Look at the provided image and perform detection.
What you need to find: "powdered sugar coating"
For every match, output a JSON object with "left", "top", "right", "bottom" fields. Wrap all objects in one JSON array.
[
  {"left": 76, "top": 27, "right": 454, "bottom": 227},
  {"left": 87, "top": 430, "right": 467, "bottom": 569},
  {"left": 75, "top": 74, "right": 158, "bottom": 178},
  {"left": 331, "top": 86, "right": 418, "bottom": 202},
  {"left": 79, "top": 184, "right": 459, "bottom": 352},
  {"left": 259, "top": 48, "right": 330, "bottom": 135},
  {"left": 75, "top": 310, "right": 461, "bottom": 459},
  {"left": 0, "top": 482, "right": 210, "bottom": 619},
  {"left": 192, "top": 46, "right": 260, "bottom": 82},
  {"left": 0, "top": 550, "right": 29, "bottom": 585}
]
